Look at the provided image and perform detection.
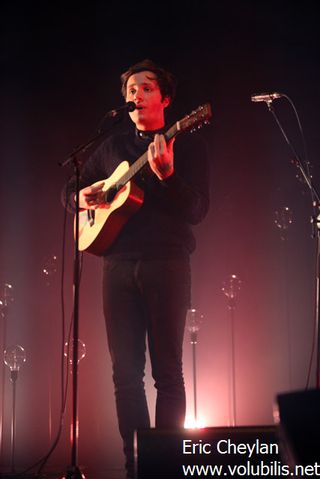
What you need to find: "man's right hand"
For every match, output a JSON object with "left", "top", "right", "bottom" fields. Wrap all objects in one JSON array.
[{"left": 78, "top": 181, "right": 105, "bottom": 209}]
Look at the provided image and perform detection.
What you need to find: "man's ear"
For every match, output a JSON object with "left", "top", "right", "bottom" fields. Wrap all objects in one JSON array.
[{"left": 162, "top": 96, "right": 170, "bottom": 108}]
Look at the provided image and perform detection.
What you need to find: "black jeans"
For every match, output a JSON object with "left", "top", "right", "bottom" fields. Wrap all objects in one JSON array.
[{"left": 102, "top": 255, "right": 191, "bottom": 477}]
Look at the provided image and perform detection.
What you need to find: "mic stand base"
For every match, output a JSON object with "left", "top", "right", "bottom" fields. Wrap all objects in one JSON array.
[{"left": 63, "top": 465, "right": 85, "bottom": 479}]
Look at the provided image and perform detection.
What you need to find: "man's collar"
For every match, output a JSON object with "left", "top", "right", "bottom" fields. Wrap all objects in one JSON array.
[{"left": 135, "top": 126, "right": 166, "bottom": 142}]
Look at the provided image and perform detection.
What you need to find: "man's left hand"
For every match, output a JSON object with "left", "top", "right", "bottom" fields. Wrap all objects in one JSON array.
[{"left": 148, "top": 134, "right": 175, "bottom": 180}]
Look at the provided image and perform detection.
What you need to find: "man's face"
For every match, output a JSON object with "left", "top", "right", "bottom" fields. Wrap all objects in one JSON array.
[{"left": 126, "top": 70, "right": 169, "bottom": 131}]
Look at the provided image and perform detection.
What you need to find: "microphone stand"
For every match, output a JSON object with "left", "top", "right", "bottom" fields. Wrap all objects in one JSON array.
[
  {"left": 266, "top": 101, "right": 320, "bottom": 388},
  {"left": 60, "top": 150, "right": 82, "bottom": 479},
  {"left": 59, "top": 107, "right": 129, "bottom": 479}
]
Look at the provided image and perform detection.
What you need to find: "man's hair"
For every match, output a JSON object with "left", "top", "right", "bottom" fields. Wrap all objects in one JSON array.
[{"left": 120, "top": 59, "right": 177, "bottom": 102}]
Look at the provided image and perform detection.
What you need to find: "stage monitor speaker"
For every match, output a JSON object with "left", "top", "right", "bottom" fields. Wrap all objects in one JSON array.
[
  {"left": 276, "top": 388, "right": 320, "bottom": 467},
  {"left": 135, "top": 425, "right": 281, "bottom": 478}
]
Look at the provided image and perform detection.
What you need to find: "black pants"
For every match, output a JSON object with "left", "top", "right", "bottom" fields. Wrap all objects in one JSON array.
[{"left": 102, "top": 255, "right": 191, "bottom": 477}]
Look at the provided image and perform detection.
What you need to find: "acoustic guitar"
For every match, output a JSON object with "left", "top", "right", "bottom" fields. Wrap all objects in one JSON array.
[{"left": 76, "top": 103, "right": 212, "bottom": 255}]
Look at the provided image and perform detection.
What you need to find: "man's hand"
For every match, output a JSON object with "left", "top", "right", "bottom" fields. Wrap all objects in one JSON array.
[
  {"left": 148, "top": 134, "right": 175, "bottom": 180},
  {"left": 78, "top": 181, "right": 105, "bottom": 209}
]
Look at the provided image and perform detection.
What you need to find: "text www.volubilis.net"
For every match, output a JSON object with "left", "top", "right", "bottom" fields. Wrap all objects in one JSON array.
[{"left": 182, "top": 461, "right": 320, "bottom": 477}]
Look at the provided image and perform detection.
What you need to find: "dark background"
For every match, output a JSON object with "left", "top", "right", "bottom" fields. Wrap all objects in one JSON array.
[{"left": 0, "top": 0, "right": 319, "bottom": 474}]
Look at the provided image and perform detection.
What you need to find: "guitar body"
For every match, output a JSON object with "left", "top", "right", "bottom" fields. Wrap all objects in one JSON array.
[{"left": 76, "top": 161, "right": 144, "bottom": 255}]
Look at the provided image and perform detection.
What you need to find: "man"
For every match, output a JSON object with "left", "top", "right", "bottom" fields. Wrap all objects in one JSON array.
[{"left": 65, "top": 59, "right": 209, "bottom": 478}]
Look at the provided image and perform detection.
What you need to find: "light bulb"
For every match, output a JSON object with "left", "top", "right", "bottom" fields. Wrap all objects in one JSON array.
[
  {"left": 222, "top": 274, "right": 242, "bottom": 300},
  {"left": 186, "top": 309, "right": 204, "bottom": 333},
  {"left": 0, "top": 282, "right": 14, "bottom": 316},
  {"left": 274, "top": 206, "right": 293, "bottom": 231},
  {"left": 4, "top": 345, "right": 26, "bottom": 371},
  {"left": 64, "top": 339, "right": 86, "bottom": 365},
  {"left": 42, "top": 254, "right": 58, "bottom": 286}
]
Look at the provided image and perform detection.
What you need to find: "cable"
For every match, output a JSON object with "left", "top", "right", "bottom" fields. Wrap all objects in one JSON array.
[
  {"left": 35, "top": 230, "right": 84, "bottom": 474},
  {"left": 278, "top": 95, "right": 318, "bottom": 389},
  {"left": 282, "top": 95, "right": 315, "bottom": 200}
]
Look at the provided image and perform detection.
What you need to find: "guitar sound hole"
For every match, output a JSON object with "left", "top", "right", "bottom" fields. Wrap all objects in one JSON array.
[{"left": 105, "top": 185, "right": 119, "bottom": 203}]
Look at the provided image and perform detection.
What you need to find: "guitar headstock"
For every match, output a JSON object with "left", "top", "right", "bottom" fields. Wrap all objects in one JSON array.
[{"left": 177, "top": 103, "right": 212, "bottom": 133}]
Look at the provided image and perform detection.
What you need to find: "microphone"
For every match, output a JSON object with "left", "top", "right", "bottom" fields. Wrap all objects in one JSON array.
[
  {"left": 105, "top": 101, "right": 136, "bottom": 118},
  {"left": 251, "top": 92, "right": 283, "bottom": 103}
]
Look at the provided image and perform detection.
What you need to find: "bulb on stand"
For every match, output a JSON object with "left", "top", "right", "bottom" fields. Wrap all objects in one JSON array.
[
  {"left": 222, "top": 274, "right": 242, "bottom": 309},
  {"left": 221, "top": 274, "right": 242, "bottom": 426},
  {"left": 64, "top": 339, "right": 86, "bottom": 367},
  {"left": 4, "top": 345, "right": 26, "bottom": 382},
  {"left": 4, "top": 345, "right": 26, "bottom": 372},
  {"left": 274, "top": 206, "right": 293, "bottom": 241},
  {"left": 186, "top": 308, "right": 204, "bottom": 428},
  {"left": 0, "top": 283, "right": 14, "bottom": 317},
  {"left": 4, "top": 345, "right": 26, "bottom": 472},
  {"left": 186, "top": 309, "right": 204, "bottom": 344},
  {"left": 42, "top": 254, "right": 58, "bottom": 286}
]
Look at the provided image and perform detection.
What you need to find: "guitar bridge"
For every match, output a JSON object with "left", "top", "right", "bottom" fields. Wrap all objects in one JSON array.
[{"left": 87, "top": 210, "right": 95, "bottom": 226}]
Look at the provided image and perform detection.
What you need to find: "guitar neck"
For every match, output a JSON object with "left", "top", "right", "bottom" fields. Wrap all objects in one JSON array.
[
  {"left": 117, "top": 123, "right": 180, "bottom": 187},
  {"left": 113, "top": 102, "right": 212, "bottom": 188}
]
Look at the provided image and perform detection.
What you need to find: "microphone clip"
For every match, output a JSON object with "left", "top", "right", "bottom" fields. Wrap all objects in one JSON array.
[{"left": 104, "top": 101, "right": 136, "bottom": 119}]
